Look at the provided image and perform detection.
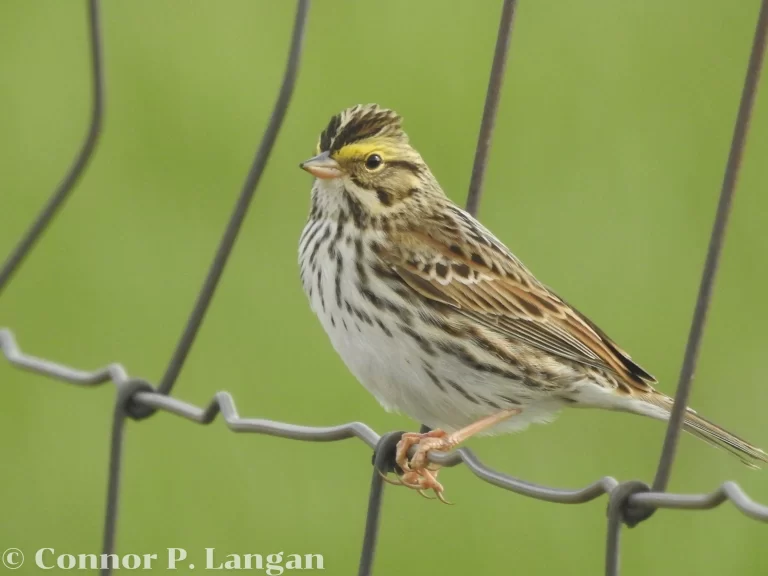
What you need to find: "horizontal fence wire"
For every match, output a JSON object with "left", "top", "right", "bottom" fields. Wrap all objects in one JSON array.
[{"left": 1, "top": 1, "right": 768, "bottom": 575}]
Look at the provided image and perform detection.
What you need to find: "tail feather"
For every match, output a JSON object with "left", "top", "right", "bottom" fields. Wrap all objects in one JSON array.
[
  {"left": 682, "top": 409, "right": 768, "bottom": 469},
  {"left": 644, "top": 394, "right": 768, "bottom": 469}
]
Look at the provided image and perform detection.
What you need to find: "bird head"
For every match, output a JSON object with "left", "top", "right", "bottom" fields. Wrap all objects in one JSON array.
[{"left": 300, "top": 104, "right": 441, "bottom": 218}]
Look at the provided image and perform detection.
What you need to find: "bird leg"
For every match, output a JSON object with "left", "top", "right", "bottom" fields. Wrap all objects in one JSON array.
[{"left": 391, "top": 408, "right": 521, "bottom": 503}]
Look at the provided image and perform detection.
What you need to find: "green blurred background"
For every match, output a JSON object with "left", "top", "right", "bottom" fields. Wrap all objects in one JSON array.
[{"left": 2, "top": 0, "right": 767, "bottom": 574}]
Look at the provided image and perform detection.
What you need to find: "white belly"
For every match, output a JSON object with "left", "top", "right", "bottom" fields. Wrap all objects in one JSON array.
[{"left": 299, "top": 218, "right": 566, "bottom": 434}]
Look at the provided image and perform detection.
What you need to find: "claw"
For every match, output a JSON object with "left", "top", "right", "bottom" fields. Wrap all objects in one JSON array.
[
  {"left": 377, "top": 469, "right": 404, "bottom": 486},
  {"left": 399, "top": 473, "right": 424, "bottom": 490},
  {"left": 436, "top": 491, "right": 454, "bottom": 505}
]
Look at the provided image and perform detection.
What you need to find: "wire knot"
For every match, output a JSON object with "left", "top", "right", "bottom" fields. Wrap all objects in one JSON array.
[
  {"left": 116, "top": 378, "right": 156, "bottom": 421},
  {"left": 607, "top": 480, "right": 654, "bottom": 528},
  {"left": 371, "top": 430, "right": 406, "bottom": 476}
]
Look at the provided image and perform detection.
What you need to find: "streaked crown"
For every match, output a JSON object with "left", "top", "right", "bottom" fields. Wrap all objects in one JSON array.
[{"left": 317, "top": 104, "right": 408, "bottom": 154}]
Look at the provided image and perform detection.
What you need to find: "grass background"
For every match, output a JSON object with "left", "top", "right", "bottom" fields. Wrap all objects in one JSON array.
[{"left": 1, "top": 0, "right": 767, "bottom": 574}]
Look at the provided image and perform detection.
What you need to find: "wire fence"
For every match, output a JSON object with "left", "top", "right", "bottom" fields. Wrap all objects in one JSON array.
[{"left": 1, "top": 1, "right": 767, "bottom": 574}]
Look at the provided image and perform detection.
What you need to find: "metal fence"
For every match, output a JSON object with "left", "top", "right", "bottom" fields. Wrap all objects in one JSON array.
[{"left": 2, "top": 1, "right": 768, "bottom": 575}]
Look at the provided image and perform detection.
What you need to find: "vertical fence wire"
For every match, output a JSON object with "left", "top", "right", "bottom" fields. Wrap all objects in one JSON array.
[
  {"left": 100, "top": 380, "right": 147, "bottom": 574},
  {"left": 604, "top": 2, "right": 768, "bottom": 573},
  {"left": 157, "top": 0, "right": 310, "bottom": 396},
  {"left": 2, "top": 2, "right": 768, "bottom": 576},
  {"left": 0, "top": 0, "right": 103, "bottom": 296},
  {"left": 357, "top": 3, "right": 519, "bottom": 572},
  {"left": 651, "top": 0, "right": 768, "bottom": 494},
  {"left": 95, "top": 3, "right": 310, "bottom": 574},
  {"left": 465, "top": 0, "right": 519, "bottom": 216}
]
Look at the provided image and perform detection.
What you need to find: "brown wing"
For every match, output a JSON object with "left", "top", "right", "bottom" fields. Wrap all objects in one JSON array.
[{"left": 380, "top": 221, "right": 656, "bottom": 393}]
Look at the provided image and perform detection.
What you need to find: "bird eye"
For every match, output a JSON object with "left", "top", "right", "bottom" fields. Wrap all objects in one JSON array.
[{"left": 365, "top": 154, "right": 383, "bottom": 170}]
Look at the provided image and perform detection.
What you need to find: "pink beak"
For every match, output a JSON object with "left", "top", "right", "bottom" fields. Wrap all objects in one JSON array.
[{"left": 300, "top": 151, "right": 342, "bottom": 180}]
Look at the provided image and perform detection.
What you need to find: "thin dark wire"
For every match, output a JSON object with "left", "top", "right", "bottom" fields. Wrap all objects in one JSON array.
[
  {"left": 100, "top": 393, "right": 129, "bottom": 574},
  {"left": 0, "top": 0, "right": 104, "bottom": 296},
  {"left": 358, "top": 432, "right": 402, "bottom": 576},
  {"left": 652, "top": 0, "right": 768, "bottom": 493},
  {"left": 604, "top": 481, "right": 650, "bottom": 576},
  {"left": 97, "top": 3, "right": 312, "bottom": 561},
  {"left": 158, "top": 0, "right": 310, "bottom": 395},
  {"left": 465, "top": 0, "right": 518, "bottom": 216},
  {"left": 605, "top": 507, "right": 623, "bottom": 576},
  {"left": 358, "top": 471, "right": 386, "bottom": 576},
  {"left": 99, "top": 379, "right": 153, "bottom": 576},
  {"left": 414, "top": 0, "right": 520, "bottom": 506}
]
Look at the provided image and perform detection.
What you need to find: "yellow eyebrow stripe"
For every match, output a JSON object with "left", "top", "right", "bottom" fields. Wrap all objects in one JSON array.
[{"left": 332, "top": 142, "right": 401, "bottom": 161}]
